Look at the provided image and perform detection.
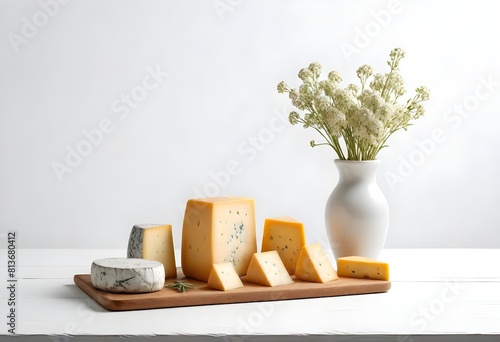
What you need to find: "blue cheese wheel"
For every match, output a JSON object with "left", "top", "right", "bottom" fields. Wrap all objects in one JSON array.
[{"left": 91, "top": 258, "right": 165, "bottom": 293}]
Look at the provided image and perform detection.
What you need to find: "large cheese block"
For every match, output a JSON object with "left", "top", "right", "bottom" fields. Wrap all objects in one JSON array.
[
  {"left": 295, "top": 243, "right": 338, "bottom": 283},
  {"left": 90, "top": 258, "right": 165, "bottom": 293},
  {"left": 245, "top": 251, "right": 294, "bottom": 287},
  {"left": 207, "top": 262, "right": 244, "bottom": 291},
  {"left": 127, "top": 224, "right": 177, "bottom": 279},
  {"left": 261, "top": 217, "right": 306, "bottom": 275},
  {"left": 181, "top": 197, "right": 257, "bottom": 282},
  {"left": 337, "top": 256, "right": 390, "bottom": 281}
]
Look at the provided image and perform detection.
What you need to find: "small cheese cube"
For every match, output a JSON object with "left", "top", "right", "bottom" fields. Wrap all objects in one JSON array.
[
  {"left": 127, "top": 224, "right": 177, "bottom": 279},
  {"left": 261, "top": 217, "right": 306, "bottom": 275},
  {"left": 181, "top": 197, "right": 257, "bottom": 282},
  {"left": 207, "top": 262, "right": 244, "bottom": 291},
  {"left": 295, "top": 243, "right": 338, "bottom": 283},
  {"left": 337, "top": 256, "right": 390, "bottom": 281},
  {"left": 245, "top": 251, "right": 294, "bottom": 287}
]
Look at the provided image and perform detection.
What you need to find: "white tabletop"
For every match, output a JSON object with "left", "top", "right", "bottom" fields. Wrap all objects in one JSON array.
[{"left": 1, "top": 248, "right": 499, "bottom": 341}]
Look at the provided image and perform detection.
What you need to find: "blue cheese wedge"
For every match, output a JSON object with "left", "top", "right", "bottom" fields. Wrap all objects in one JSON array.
[
  {"left": 127, "top": 224, "right": 177, "bottom": 279},
  {"left": 90, "top": 258, "right": 165, "bottom": 293},
  {"left": 181, "top": 197, "right": 257, "bottom": 282}
]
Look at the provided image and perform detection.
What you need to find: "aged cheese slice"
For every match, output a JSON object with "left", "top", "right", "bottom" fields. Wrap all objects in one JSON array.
[
  {"left": 261, "top": 216, "right": 306, "bottom": 275},
  {"left": 91, "top": 258, "right": 165, "bottom": 293},
  {"left": 181, "top": 197, "right": 257, "bottom": 282},
  {"left": 295, "top": 243, "right": 338, "bottom": 283},
  {"left": 337, "top": 256, "right": 390, "bottom": 280},
  {"left": 127, "top": 224, "right": 177, "bottom": 279},
  {"left": 245, "top": 251, "right": 294, "bottom": 287},
  {"left": 207, "top": 262, "right": 244, "bottom": 291}
]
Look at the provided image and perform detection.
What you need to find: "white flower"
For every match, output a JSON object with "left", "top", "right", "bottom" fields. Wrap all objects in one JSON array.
[
  {"left": 415, "top": 86, "right": 431, "bottom": 101},
  {"left": 324, "top": 107, "right": 346, "bottom": 136},
  {"left": 277, "top": 81, "right": 289, "bottom": 94},
  {"left": 308, "top": 62, "right": 322, "bottom": 78},
  {"left": 277, "top": 47, "right": 430, "bottom": 160},
  {"left": 289, "top": 89, "right": 306, "bottom": 110},
  {"left": 346, "top": 84, "right": 359, "bottom": 96},
  {"left": 369, "top": 73, "right": 386, "bottom": 93},
  {"left": 331, "top": 88, "right": 357, "bottom": 112},
  {"left": 289, "top": 111, "right": 300, "bottom": 125},
  {"left": 298, "top": 68, "right": 313, "bottom": 81},
  {"left": 350, "top": 108, "right": 384, "bottom": 147},
  {"left": 328, "top": 71, "right": 342, "bottom": 84}
]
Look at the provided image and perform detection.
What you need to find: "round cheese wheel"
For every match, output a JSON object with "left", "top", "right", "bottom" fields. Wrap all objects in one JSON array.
[{"left": 91, "top": 258, "right": 165, "bottom": 293}]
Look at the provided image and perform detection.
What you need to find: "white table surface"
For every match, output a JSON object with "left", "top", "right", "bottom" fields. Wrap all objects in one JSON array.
[{"left": 1, "top": 248, "right": 499, "bottom": 341}]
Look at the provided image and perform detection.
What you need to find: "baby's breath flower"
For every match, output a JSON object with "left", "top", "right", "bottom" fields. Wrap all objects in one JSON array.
[
  {"left": 277, "top": 47, "right": 429, "bottom": 160},
  {"left": 390, "top": 47, "right": 405, "bottom": 59},
  {"left": 298, "top": 68, "right": 313, "bottom": 81},
  {"left": 346, "top": 84, "right": 359, "bottom": 96},
  {"left": 369, "top": 73, "right": 385, "bottom": 93},
  {"left": 277, "top": 81, "right": 289, "bottom": 94},
  {"left": 415, "top": 86, "right": 431, "bottom": 101},
  {"left": 395, "top": 86, "right": 406, "bottom": 98},
  {"left": 289, "top": 88, "right": 306, "bottom": 110},
  {"left": 328, "top": 71, "right": 342, "bottom": 84},
  {"left": 319, "top": 80, "right": 336, "bottom": 98},
  {"left": 388, "top": 48, "right": 406, "bottom": 69},
  {"left": 331, "top": 88, "right": 356, "bottom": 112},
  {"left": 304, "top": 112, "right": 320, "bottom": 128},
  {"left": 387, "top": 72, "right": 404, "bottom": 90},
  {"left": 299, "top": 83, "right": 313, "bottom": 96},
  {"left": 314, "top": 96, "right": 330, "bottom": 114},
  {"left": 308, "top": 62, "right": 322, "bottom": 78},
  {"left": 412, "top": 103, "right": 425, "bottom": 119},
  {"left": 324, "top": 107, "right": 346, "bottom": 136},
  {"left": 289, "top": 111, "right": 300, "bottom": 125},
  {"left": 356, "top": 65, "right": 373, "bottom": 85}
]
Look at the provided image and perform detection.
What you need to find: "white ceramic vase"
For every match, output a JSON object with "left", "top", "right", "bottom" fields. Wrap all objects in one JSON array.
[{"left": 325, "top": 159, "right": 389, "bottom": 260}]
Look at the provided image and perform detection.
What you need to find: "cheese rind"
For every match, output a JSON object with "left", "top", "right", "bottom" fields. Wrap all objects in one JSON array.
[
  {"left": 261, "top": 217, "right": 306, "bottom": 275},
  {"left": 295, "top": 243, "right": 338, "bottom": 283},
  {"left": 245, "top": 251, "right": 294, "bottom": 287},
  {"left": 127, "top": 224, "right": 177, "bottom": 279},
  {"left": 207, "top": 262, "right": 244, "bottom": 291},
  {"left": 181, "top": 197, "right": 257, "bottom": 282},
  {"left": 91, "top": 258, "right": 165, "bottom": 293},
  {"left": 337, "top": 256, "right": 390, "bottom": 281}
]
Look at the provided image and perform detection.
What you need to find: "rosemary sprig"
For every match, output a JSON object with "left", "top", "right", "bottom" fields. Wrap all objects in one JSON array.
[{"left": 166, "top": 280, "right": 196, "bottom": 293}]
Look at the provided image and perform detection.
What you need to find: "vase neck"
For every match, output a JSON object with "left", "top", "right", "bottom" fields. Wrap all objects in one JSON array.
[{"left": 334, "top": 160, "right": 381, "bottom": 183}]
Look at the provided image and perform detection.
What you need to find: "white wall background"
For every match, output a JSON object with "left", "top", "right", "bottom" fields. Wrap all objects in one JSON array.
[{"left": 1, "top": 0, "right": 499, "bottom": 249}]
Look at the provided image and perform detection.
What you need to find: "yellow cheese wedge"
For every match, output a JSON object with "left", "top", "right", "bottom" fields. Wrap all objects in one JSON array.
[
  {"left": 207, "top": 262, "right": 244, "bottom": 291},
  {"left": 181, "top": 197, "right": 257, "bottom": 282},
  {"left": 261, "top": 217, "right": 306, "bottom": 275},
  {"left": 245, "top": 251, "right": 294, "bottom": 287},
  {"left": 295, "top": 243, "right": 338, "bottom": 283},
  {"left": 336, "top": 256, "right": 390, "bottom": 281}
]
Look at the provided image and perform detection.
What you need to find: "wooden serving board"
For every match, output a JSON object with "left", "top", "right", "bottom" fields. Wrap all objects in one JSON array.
[{"left": 74, "top": 268, "right": 390, "bottom": 311}]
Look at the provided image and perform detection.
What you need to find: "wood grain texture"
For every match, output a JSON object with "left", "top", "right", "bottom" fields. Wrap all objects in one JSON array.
[{"left": 74, "top": 268, "right": 391, "bottom": 311}]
